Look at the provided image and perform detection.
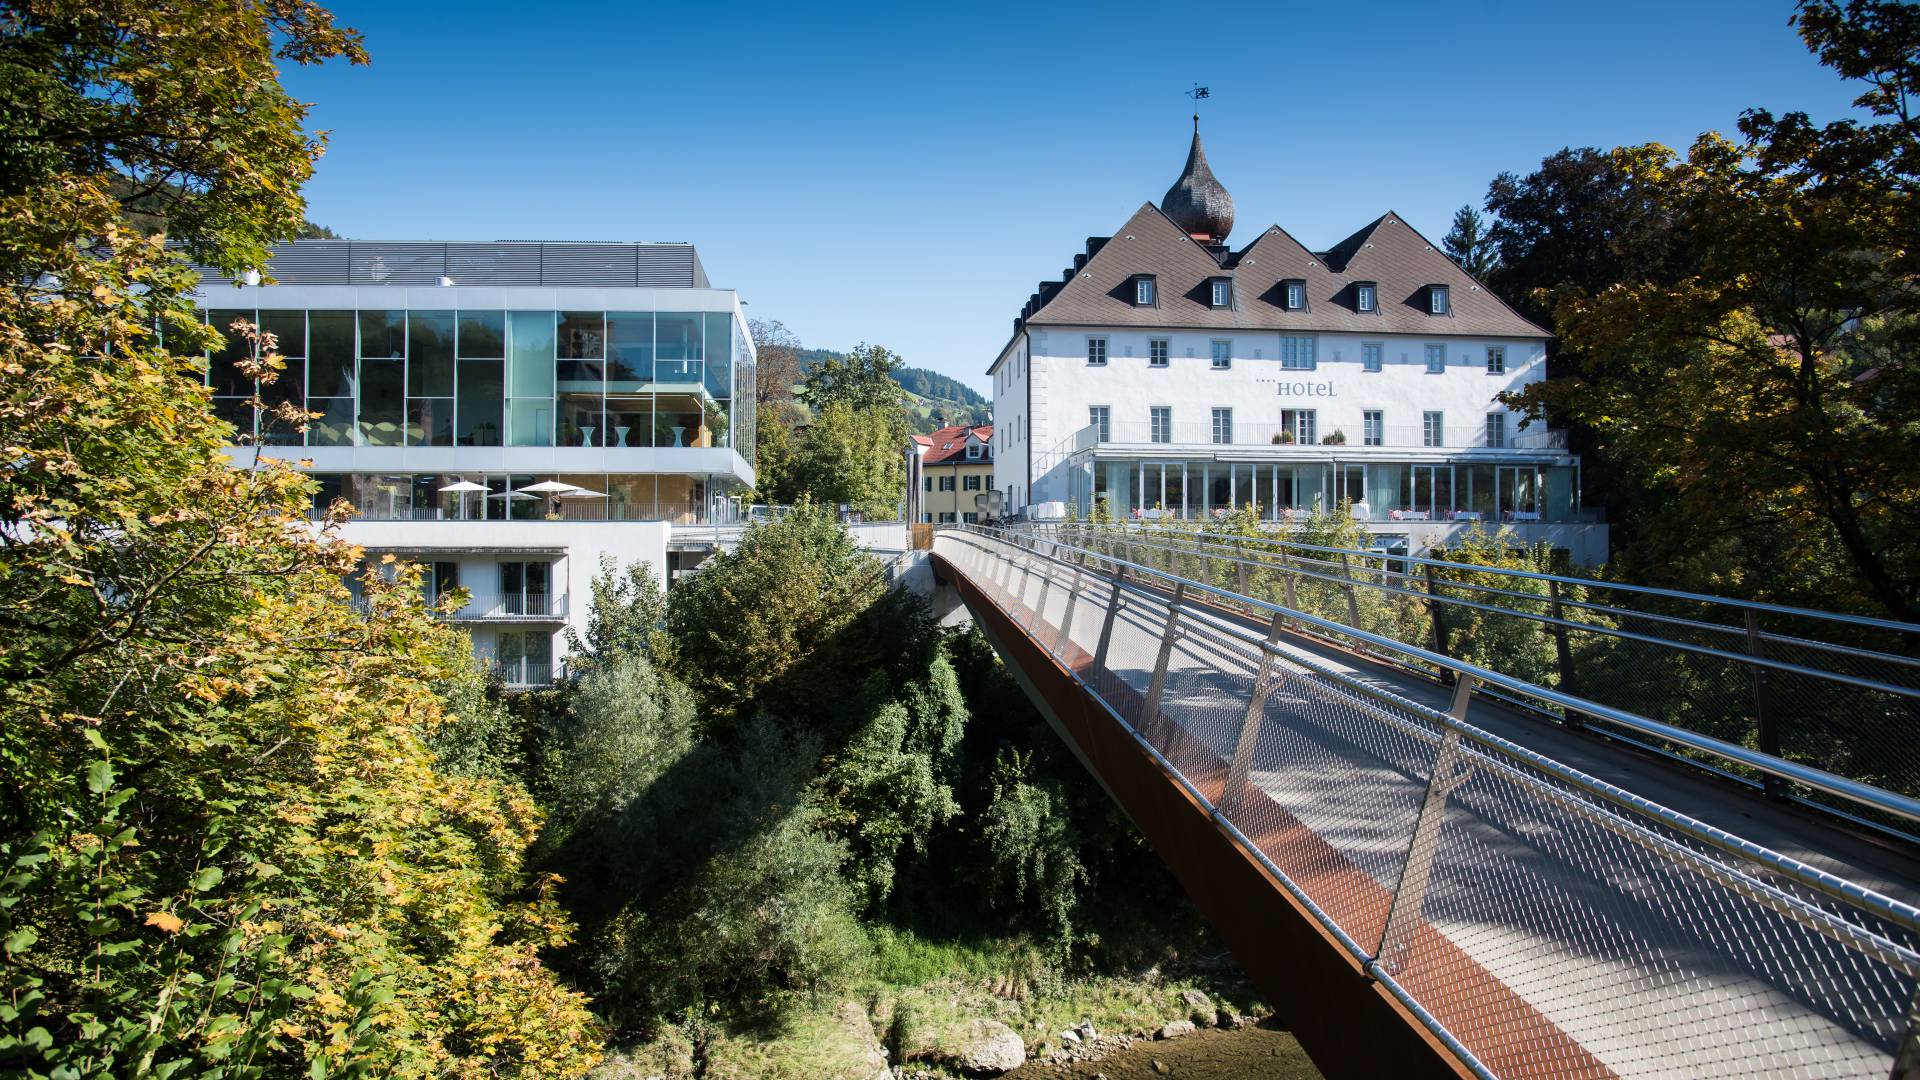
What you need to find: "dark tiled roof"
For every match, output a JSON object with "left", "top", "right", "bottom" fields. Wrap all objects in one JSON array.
[
  {"left": 1018, "top": 203, "right": 1546, "bottom": 339},
  {"left": 922, "top": 424, "right": 993, "bottom": 465}
]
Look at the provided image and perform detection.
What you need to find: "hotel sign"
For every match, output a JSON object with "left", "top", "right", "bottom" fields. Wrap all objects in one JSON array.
[{"left": 1271, "top": 380, "right": 1336, "bottom": 398}]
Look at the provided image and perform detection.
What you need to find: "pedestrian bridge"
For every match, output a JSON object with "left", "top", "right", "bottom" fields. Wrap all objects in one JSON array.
[{"left": 930, "top": 525, "right": 1920, "bottom": 1080}]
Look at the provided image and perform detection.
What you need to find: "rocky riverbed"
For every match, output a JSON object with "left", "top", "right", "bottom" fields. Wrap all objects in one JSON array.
[{"left": 1001, "top": 1021, "right": 1319, "bottom": 1080}]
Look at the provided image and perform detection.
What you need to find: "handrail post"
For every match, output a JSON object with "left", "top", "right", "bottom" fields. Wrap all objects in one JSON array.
[
  {"left": 1376, "top": 674, "right": 1479, "bottom": 975},
  {"left": 1282, "top": 568, "right": 1300, "bottom": 630},
  {"left": 1893, "top": 985, "right": 1919, "bottom": 1080},
  {"left": 1748, "top": 609, "right": 1785, "bottom": 801},
  {"left": 1092, "top": 566, "right": 1127, "bottom": 673},
  {"left": 1138, "top": 582, "right": 1187, "bottom": 731},
  {"left": 1422, "top": 563, "right": 1455, "bottom": 687},
  {"left": 1339, "top": 550, "right": 1363, "bottom": 637},
  {"left": 1054, "top": 568, "right": 1083, "bottom": 654},
  {"left": 1223, "top": 614, "right": 1288, "bottom": 813},
  {"left": 1029, "top": 567, "right": 1051, "bottom": 633},
  {"left": 1547, "top": 578, "right": 1582, "bottom": 729}
]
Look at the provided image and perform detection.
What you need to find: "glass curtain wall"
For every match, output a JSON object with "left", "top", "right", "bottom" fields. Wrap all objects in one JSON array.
[{"left": 218, "top": 305, "right": 751, "bottom": 458}]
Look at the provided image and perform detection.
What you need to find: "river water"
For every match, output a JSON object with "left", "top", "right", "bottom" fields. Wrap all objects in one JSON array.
[{"left": 1003, "top": 1024, "right": 1321, "bottom": 1080}]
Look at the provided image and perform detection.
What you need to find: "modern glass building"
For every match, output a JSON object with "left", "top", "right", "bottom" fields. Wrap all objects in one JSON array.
[{"left": 193, "top": 240, "right": 758, "bottom": 683}]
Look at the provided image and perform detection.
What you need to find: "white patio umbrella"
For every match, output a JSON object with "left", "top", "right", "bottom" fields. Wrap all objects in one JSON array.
[
  {"left": 518, "top": 480, "right": 580, "bottom": 495},
  {"left": 556, "top": 487, "right": 608, "bottom": 520},
  {"left": 438, "top": 479, "right": 487, "bottom": 520}
]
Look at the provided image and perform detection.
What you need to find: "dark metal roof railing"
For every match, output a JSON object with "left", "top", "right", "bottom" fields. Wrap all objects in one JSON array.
[{"left": 191, "top": 240, "right": 711, "bottom": 289}]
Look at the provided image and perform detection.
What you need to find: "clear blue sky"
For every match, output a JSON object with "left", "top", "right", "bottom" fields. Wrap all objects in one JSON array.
[{"left": 281, "top": 0, "right": 1863, "bottom": 396}]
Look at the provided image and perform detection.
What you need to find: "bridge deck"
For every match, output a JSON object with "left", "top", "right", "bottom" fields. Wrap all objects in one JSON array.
[{"left": 936, "top": 533, "right": 1920, "bottom": 1080}]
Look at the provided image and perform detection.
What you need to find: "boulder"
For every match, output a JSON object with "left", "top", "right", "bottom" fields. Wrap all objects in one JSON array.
[
  {"left": 1072, "top": 1020, "right": 1097, "bottom": 1042},
  {"left": 951, "top": 1019, "right": 1026, "bottom": 1075},
  {"left": 1153, "top": 1019, "right": 1196, "bottom": 1040},
  {"left": 1179, "top": 989, "right": 1215, "bottom": 1027}
]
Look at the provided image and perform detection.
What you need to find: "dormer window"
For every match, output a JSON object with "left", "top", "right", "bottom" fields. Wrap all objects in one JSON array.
[
  {"left": 1429, "top": 284, "right": 1451, "bottom": 315},
  {"left": 1133, "top": 275, "right": 1157, "bottom": 306},
  {"left": 1282, "top": 280, "right": 1306, "bottom": 311},
  {"left": 1355, "top": 282, "right": 1378, "bottom": 313},
  {"left": 966, "top": 442, "right": 982, "bottom": 460},
  {"left": 1210, "top": 278, "right": 1233, "bottom": 308}
]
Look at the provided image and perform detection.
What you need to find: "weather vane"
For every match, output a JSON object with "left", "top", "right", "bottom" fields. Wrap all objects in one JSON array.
[{"left": 1186, "top": 84, "right": 1211, "bottom": 132}]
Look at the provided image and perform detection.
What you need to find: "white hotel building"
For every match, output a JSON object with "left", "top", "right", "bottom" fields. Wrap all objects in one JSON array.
[
  {"left": 989, "top": 129, "right": 1607, "bottom": 563},
  {"left": 193, "top": 240, "right": 756, "bottom": 684}
]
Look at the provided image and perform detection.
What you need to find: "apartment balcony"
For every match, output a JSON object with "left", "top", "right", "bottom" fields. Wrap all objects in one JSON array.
[
  {"left": 1069, "top": 421, "right": 1568, "bottom": 454},
  {"left": 449, "top": 593, "right": 568, "bottom": 622},
  {"left": 490, "top": 660, "right": 556, "bottom": 687}
]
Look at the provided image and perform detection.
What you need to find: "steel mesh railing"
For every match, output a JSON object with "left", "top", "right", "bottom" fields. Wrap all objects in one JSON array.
[
  {"left": 934, "top": 525, "right": 1920, "bottom": 1080},
  {"left": 1033, "top": 522, "right": 1920, "bottom": 841}
]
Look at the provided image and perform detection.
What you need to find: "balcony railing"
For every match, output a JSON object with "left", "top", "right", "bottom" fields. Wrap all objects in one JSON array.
[
  {"left": 491, "top": 660, "right": 555, "bottom": 687},
  {"left": 447, "top": 593, "right": 567, "bottom": 620},
  {"left": 316, "top": 500, "right": 728, "bottom": 525},
  {"left": 1071, "top": 421, "right": 1567, "bottom": 452}
]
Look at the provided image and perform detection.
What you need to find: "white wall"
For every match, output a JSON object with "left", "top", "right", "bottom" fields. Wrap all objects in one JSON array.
[
  {"left": 337, "top": 519, "right": 670, "bottom": 670},
  {"left": 1021, "top": 327, "right": 1549, "bottom": 507},
  {"left": 989, "top": 333, "right": 1029, "bottom": 509}
]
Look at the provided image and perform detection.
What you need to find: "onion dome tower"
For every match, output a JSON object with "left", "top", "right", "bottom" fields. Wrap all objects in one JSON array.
[{"left": 1160, "top": 119, "right": 1234, "bottom": 244}]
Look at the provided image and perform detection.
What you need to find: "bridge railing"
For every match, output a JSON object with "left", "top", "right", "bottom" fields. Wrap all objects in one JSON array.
[
  {"left": 1027, "top": 521, "right": 1920, "bottom": 841},
  {"left": 934, "top": 525, "right": 1920, "bottom": 1080}
]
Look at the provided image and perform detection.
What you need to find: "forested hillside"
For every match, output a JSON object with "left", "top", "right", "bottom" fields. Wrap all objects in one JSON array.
[{"left": 797, "top": 347, "right": 991, "bottom": 432}]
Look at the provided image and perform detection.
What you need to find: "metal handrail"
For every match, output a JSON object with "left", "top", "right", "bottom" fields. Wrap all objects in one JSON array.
[
  {"left": 1077, "top": 521, "right": 1920, "bottom": 638},
  {"left": 956, "top": 525, "right": 1920, "bottom": 830},
  {"left": 936, "top": 526, "right": 1920, "bottom": 1079},
  {"left": 1056, "top": 527, "right": 1920, "bottom": 701}
]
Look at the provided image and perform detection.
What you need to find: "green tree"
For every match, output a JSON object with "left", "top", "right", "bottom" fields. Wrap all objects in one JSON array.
[
  {"left": 798, "top": 341, "right": 909, "bottom": 414},
  {"left": 564, "top": 555, "right": 673, "bottom": 672},
  {"left": 666, "top": 504, "right": 885, "bottom": 723},
  {"left": 0, "top": 3, "right": 599, "bottom": 1074},
  {"left": 795, "top": 400, "right": 909, "bottom": 517},
  {"left": 1441, "top": 204, "right": 1499, "bottom": 280},
  {"left": 1508, "top": 0, "right": 1920, "bottom": 619}
]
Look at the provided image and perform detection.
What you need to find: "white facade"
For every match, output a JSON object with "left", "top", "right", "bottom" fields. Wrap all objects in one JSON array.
[{"left": 197, "top": 240, "right": 759, "bottom": 684}]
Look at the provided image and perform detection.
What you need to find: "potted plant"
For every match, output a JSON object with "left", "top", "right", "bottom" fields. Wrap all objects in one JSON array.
[
  {"left": 1272, "top": 431, "right": 1295, "bottom": 444},
  {"left": 1322, "top": 430, "right": 1347, "bottom": 445}
]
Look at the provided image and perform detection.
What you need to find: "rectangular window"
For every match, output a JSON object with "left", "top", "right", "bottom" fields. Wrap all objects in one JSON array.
[
  {"left": 939, "top": 475, "right": 955, "bottom": 491},
  {"left": 1425, "top": 344, "right": 1446, "bottom": 374},
  {"left": 1362, "top": 343, "right": 1383, "bottom": 372},
  {"left": 1281, "top": 336, "right": 1316, "bottom": 370},
  {"left": 1430, "top": 285, "right": 1451, "bottom": 314},
  {"left": 1486, "top": 346, "right": 1506, "bottom": 374},
  {"left": 1423, "top": 411, "right": 1445, "bottom": 447},
  {"left": 1211, "top": 280, "right": 1232, "bottom": 308},
  {"left": 1088, "top": 405, "right": 1110, "bottom": 442},
  {"left": 938, "top": 512, "right": 957, "bottom": 524},
  {"left": 506, "top": 311, "right": 556, "bottom": 446},
  {"left": 1087, "top": 337, "right": 1107, "bottom": 366},
  {"left": 1211, "top": 340, "right": 1231, "bottom": 370},
  {"left": 1284, "top": 281, "right": 1305, "bottom": 310},
  {"left": 1211, "top": 407, "right": 1233, "bottom": 444},
  {"left": 1150, "top": 406, "right": 1171, "bottom": 444},
  {"left": 923, "top": 476, "right": 932, "bottom": 492},
  {"left": 1486, "top": 413, "right": 1507, "bottom": 448},
  {"left": 499, "top": 561, "right": 552, "bottom": 617},
  {"left": 962, "top": 512, "right": 980, "bottom": 524},
  {"left": 1148, "top": 338, "right": 1169, "bottom": 367},
  {"left": 1364, "top": 410, "right": 1383, "bottom": 446},
  {"left": 1282, "top": 409, "right": 1317, "bottom": 444},
  {"left": 1135, "top": 277, "right": 1156, "bottom": 305},
  {"left": 963, "top": 474, "right": 982, "bottom": 491},
  {"left": 1356, "top": 284, "right": 1377, "bottom": 312}
]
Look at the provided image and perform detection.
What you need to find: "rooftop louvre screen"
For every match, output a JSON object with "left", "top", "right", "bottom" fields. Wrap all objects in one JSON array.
[{"left": 194, "top": 241, "right": 708, "bottom": 288}]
